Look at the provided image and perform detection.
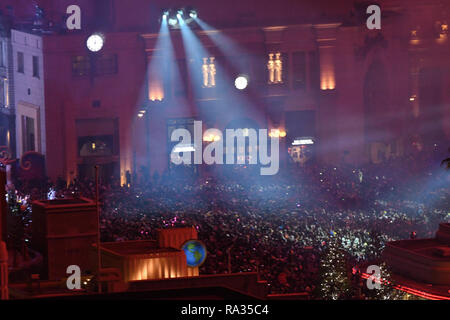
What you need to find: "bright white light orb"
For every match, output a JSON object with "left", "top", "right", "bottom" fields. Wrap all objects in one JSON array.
[
  {"left": 86, "top": 33, "right": 104, "bottom": 52},
  {"left": 235, "top": 75, "right": 249, "bottom": 90}
]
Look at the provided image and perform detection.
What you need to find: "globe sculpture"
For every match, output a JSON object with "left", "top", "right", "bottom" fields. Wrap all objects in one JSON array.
[{"left": 182, "top": 240, "right": 207, "bottom": 267}]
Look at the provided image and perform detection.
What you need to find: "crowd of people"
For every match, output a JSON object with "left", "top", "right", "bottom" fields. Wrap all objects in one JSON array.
[{"left": 10, "top": 148, "right": 450, "bottom": 295}]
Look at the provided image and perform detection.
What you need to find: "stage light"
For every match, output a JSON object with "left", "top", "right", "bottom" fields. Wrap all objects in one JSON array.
[
  {"left": 189, "top": 10, "right": 198, "bottom": 19},
  {"left": 203, "top": 133, "right": 221, "bottom": 142},
  {"left": 177, "top": 9, "right": 184, "bottom": 19},
  {"left": 292, "top": 138, "right": 314, "bottom": 145},
  {"left": 162, "top": 10, "right": 169, "bottom": 20},
  {"left": 173, "top": 144, "right": 195, "bottom": 153},
  {"left": 269, "top": 129, "right": 287, "bottom": 138},
  {"left": 235, "top": 75, "right": 249, "bottom": 90},
  {"left": 168, "top": 17, "right": 178, "bottom": 26}
]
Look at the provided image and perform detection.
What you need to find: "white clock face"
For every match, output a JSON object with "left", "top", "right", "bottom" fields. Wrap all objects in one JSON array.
[{"left": 86, "top": 34, "right": 104, "bottom": 52}]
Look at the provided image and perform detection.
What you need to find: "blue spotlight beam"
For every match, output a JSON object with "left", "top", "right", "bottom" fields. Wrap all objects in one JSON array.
[
  {"left": 147, "top": 18, "right": 184, "bottom": 96},
  {"left": 146, "top": 16, "right": 188, "bottom": 114},
  {"left": 144, "top": 18, "right": 205, "bottom": 196},
  {"left": 196, "top": 19, "right": 250, "bottom": 72},
  {"left": 178, "top": 16, "right": 213, "bottom": 97},
  {"left": 179, "top": 17, "right": 267, "bottom": 125},
  {"left": 177, "top": 18, "right": 273, "bottom": 191}
]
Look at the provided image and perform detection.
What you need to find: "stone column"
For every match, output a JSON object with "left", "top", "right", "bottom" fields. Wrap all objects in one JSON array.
[
  {"left": 409, "top": 57, "right": 421, "bottom": 119},
  {"left": 314, "top": 24, "right": 340, "bottom": 165}
]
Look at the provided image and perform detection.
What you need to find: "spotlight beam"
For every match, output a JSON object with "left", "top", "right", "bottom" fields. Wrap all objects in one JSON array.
[
  {"left": 179, "top": 19, "right": 266, "bottom": 117},
  {"left": 196, "top": 18, "right": 249, "bottom": 72},
  {"left": 145, "top": 16, "right": 183, "bottom": 104},
  {"left": 178, "top": 17, "right": 212, "bottom": 96}
]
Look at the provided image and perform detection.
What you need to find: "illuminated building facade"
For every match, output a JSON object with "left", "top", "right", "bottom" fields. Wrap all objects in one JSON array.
[
  {"left": 0, "top": 14, "right": 15, "bottom": 158},
  {"left": 0, "top": 0, "right": 449, "bottom": 182}
]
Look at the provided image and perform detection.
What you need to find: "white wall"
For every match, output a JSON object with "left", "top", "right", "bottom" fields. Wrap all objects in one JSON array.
[{"left": 11, "top": 29, "right": 46, "bottom": 158}]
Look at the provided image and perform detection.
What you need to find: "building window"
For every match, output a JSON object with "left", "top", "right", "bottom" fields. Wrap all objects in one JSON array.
[
  {"left": 0, "top": 78, "right": 8, "bottom": 108},
  {"left": 0, "top": 80, "right": 4, "bottom": 107},
  {"left": 0, "top": 41, "right": 5, "bottom": 67},
  {"left": 267, "top": 52, "right": 283, "bottom": 84},
  {"left": 73, "top": 54, "right": 118, "bottom": 76},
  {"left": 78, "top": 135, "right": 114, "bottom": 157},
  {"left": 0, "top": 127, "right": 7, "bottom": 147},
  {"left": 292, "top": 52, "right": 306, "bottom": 89},
  {"left": 175, "top": 59, "right": 188, "bottom": 97},
  {"left": 17, "top": 51, "right": 24, "bottom": 73},
  {"left": 32, "top": 56, "right": 40, "bottom": 78},
  {"left": 95, "top": 54, "right": 118, "bottom": 76},
  {"left": 202, "top": 57, "right": 216, "bottom": 88},
  {"left": 72, "top": 56, "right": 91, "bottom": 76},
  {"left": 22, "top": 116, "right": 36, "bottom": 152}
]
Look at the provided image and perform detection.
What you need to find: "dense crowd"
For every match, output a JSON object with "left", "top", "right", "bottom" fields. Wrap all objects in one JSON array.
[{"left": 10, "top": 149, "right": 450, "bottom": 294}]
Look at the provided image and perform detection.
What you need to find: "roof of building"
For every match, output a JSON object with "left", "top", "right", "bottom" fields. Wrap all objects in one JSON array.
[
  {"left": 99, "top": 240, "right": 180, "bottom": 256},
  {"left": 387, "top": 238, "right": 450, "bottom": 260}
]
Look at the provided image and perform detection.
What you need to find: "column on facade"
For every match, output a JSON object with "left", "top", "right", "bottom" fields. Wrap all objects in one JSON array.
[
  {"left": 120, "top": 117, "right": 133, "bottom": 186},
  {"left": 409, "top": 59, "right": 421, "bottom": 119},
  {"left": 314, "top": 24, "right": 340, "bottom": 165},
  {"left": 262, "top": 27, "right": 288, "bottom": 166},
  {"left": 443, "top": 68, "right": 450, "bottom": 141},
  {"left": 145, "top": 50, "right": 169, "bottom": 175}
]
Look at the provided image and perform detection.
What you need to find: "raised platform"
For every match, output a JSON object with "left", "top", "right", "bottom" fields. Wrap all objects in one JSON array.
[
  {"left": 436, "top": 223, "right": 450, "bottom": 244},
  {"left": 31, "top": 197, "right": 98, "bottom": 280},
  {"left": 93, "top": 240, "right": 196, "bottom": 282},
  {"left": 99, "top": 240, "right": 179, "bottom": 256},
  {"left": 35, "top": 286, "right": 260, "bottom": 300},
  {"left": 92, "top": 228, "right": 200, "bottom": 282},
  {"left": 8, "top": 272, "right": 269, "bottom": 300},
  {"left": 128, "top": 272, "right": 268, "bottom": 299},
  {"left": 383, "top": 223, "right": 450, "bottom": 286}
]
